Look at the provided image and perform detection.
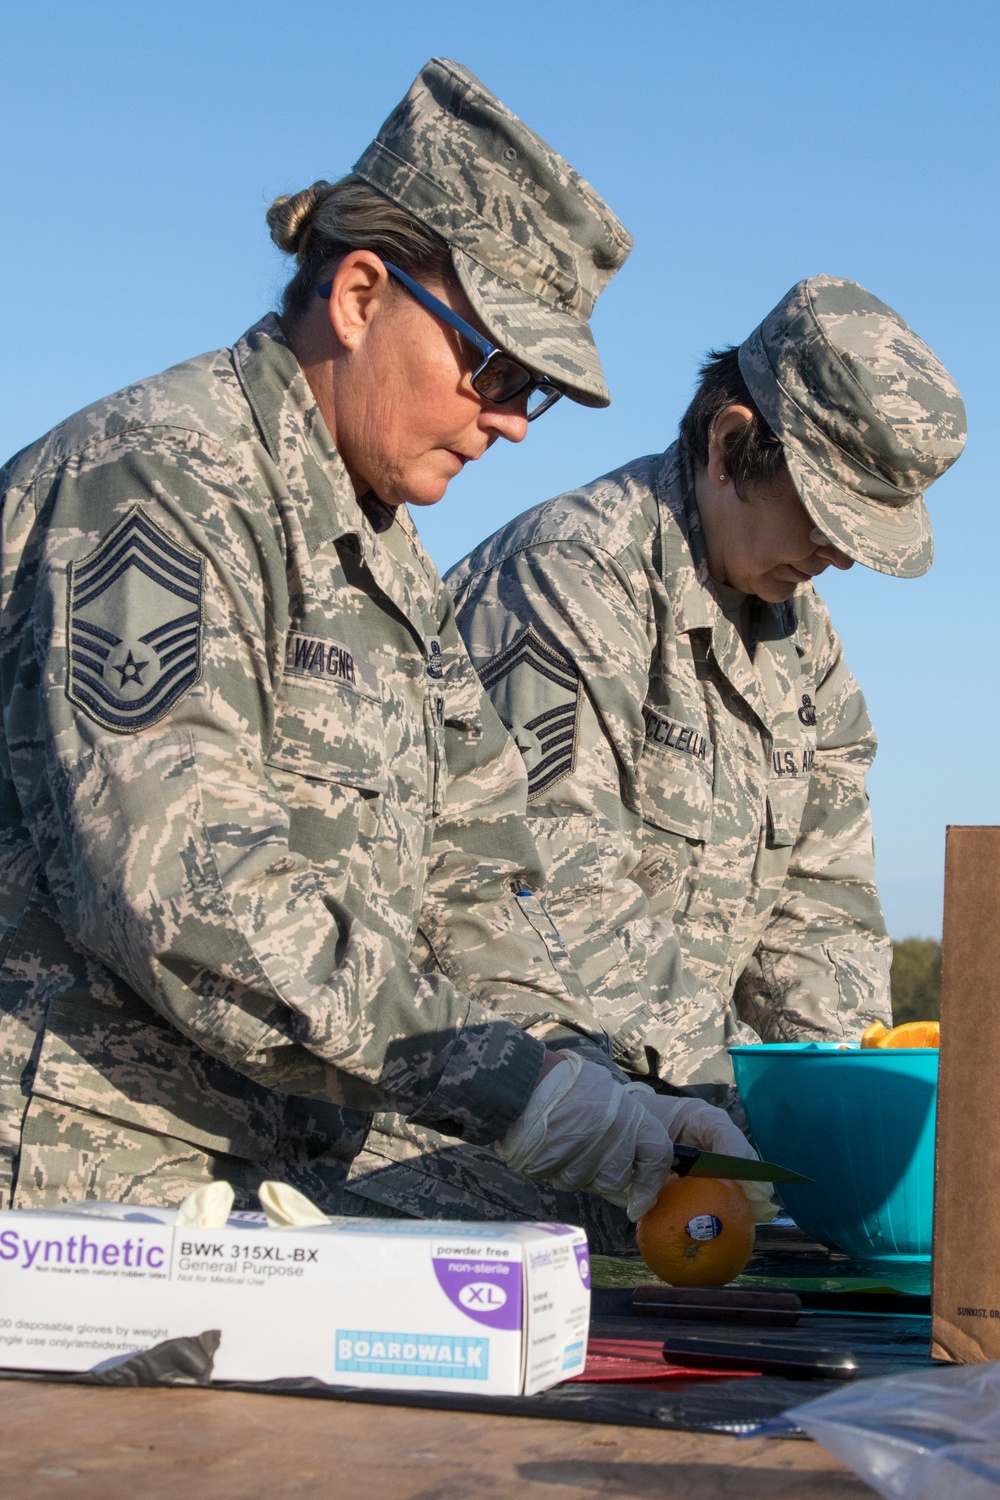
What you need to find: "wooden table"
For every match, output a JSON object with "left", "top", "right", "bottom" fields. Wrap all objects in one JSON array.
[{"left": 0, "top": 1380, "right": 877, "bottom": 1498}]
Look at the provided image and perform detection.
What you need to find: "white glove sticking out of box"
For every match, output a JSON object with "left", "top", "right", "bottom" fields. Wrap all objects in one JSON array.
[
  {"left": 175, "top": 1179, "right": 333, "bottom": 1231},
  {"left": 622, "top": 1082, "right": 778, "bottom": 1224},
  {"left": 175, "top": 1181, "right": 235, "bottom": 1229},
  {"left": 258, "top": 1181, "right": 330, "bottom": 1229},
  {"left": 495, "top": 1050, "right": 674, "bottom": 1221}
]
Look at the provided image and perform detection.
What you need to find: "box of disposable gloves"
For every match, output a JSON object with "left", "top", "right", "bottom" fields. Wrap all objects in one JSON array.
[{"left": 0, "top": 1193, "right": 590, "bottom": 1394}]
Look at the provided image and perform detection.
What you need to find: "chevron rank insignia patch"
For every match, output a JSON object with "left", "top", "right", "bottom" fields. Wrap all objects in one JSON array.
[
  {"left": 66, "top": 507, "right": 204, "bottom": 733},
  {"left": 479, "top": 625, "right": 581, "bottom": 799}
]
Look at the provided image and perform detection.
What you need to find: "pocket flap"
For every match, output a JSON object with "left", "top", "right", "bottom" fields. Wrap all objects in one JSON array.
[
  {"left": 266, "top": 684, "right": 387, "bottom": 793},
  {"left": 766, "top": 767, "right": 811, "bottom": 847},
  {"left": 33, "top": 996, "right": 286, "bottom": 1162},
  {"left": 637, "top": 727, "right": 714, "bottom": 842},
  {"left": 438, "top": 650, "right": 484, "bottom": 733}
]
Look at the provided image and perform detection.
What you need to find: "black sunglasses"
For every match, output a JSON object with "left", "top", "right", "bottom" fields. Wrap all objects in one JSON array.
[{"left": 316, "top": 262, "right": 563, "bottom": 421}]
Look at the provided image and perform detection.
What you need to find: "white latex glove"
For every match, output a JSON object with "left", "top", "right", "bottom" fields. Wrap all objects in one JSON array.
[
  {"left": 176, "top": 1181, "right": 235, "bottom": 1229},
  {"left": 623, "top": 1083, "right": 778, "bottom": 1224},
  {"left": 259, "top": 1181, "right": 330, "bottom": 1229},
  {"left": 496, "top": 1051, "right": 674, "bottom": 1221}
]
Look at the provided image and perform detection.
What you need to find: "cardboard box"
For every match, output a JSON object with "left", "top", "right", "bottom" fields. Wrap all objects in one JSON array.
[
  {"left": 932, "top": 825, "right": 1000, "bottom": 1363},
  {"left": 0, "top": 1204, "right": 590, "bottom": 1394}
]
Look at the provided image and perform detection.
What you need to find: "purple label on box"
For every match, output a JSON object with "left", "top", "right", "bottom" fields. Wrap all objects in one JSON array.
[
  {"left": 574, "top": 1242, "right": 591, "bottom": 1289},
  {"left": 432, "top": 1255, "right": 522, "bottom": 1330}
]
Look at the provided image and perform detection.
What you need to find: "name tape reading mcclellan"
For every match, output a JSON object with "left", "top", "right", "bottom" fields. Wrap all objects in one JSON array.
[{"left": 642, "top": 705, "right": 709, "bottom": 762}]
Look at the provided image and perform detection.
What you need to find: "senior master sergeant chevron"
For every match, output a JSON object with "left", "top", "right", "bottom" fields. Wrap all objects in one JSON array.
[
  {"left": 0, "top": 59, "right": 760, "bottom": 1231},
  {"left": 448, "top": 277, "right": 966, "bottom": 1101}
]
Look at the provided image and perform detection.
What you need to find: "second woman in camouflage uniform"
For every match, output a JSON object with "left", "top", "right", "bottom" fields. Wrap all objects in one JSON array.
[{"left": 449, "top": 277, "right": 966, "bottom": 1103}]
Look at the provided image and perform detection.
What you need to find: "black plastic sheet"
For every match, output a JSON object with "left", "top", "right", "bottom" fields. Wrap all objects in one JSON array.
[
  {"left": 0, "top": 1333, "right": 220, "bottom": 1388},
  {"left": 0, "top": 1331, "right": 827, "bottom": 1435},
  {"left": 0, "top": 1251, "right": 935, "bottom": 1435}
]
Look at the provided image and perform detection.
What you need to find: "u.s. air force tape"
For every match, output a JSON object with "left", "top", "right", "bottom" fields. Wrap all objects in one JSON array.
[
  {"left": 479, "top": 625, "right": 581, "bottom": 799},
  {"left": 66, "top": 506, "right": 204, "bottom": 733}
]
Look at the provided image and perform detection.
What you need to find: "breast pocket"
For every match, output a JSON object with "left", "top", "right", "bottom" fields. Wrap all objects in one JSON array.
[
  {"left": 636, "top": 726, "right": 714, "bottom": 916},
  {"left": 637, "top": 710, "right": 714, "bottom": 842},
  {"left": 766, "top": 751, "right": 812, "bottom": 848},
  {"left": 265, "top": 680, "right": 389, "bottom": 871},
  {"left": 426, "top": 648, "right": 485, "bottom": 817},
  {"left": 437, "top": 647, "right": 485, "bottom": 736}
]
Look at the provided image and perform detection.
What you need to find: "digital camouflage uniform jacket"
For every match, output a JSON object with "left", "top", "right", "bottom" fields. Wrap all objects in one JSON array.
[
  {"left": 448, "top": 440, "right": 892, "bottom": 1091},
  {"left": 0, "top": 315, "right": 604, "bottom": 1209}
]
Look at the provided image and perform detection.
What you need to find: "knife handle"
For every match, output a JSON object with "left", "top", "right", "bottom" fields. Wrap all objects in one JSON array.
[
  {"left": 634, "top": 1286, "right": 802, "bottom": 1326},
  {"left": 670, "top": 1145, "right": 700, "bottom": 1178},
  {"left": 662, "top": 1337, "right": 858, "bottom": 1380}
]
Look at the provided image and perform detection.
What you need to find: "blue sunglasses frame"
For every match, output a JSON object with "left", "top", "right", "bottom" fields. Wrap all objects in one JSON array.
[{"left": 316, "top": 262, "right": 563, "bottom": 421}]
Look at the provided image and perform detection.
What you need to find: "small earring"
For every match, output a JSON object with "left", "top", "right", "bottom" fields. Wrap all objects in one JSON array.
[{"left": 718, "top": 472, "right": 727, "bottom": 483}]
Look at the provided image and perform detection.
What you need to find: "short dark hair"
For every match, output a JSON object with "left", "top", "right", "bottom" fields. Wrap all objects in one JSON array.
[{"left": 679, "top": 346, "right": 786, "bottom": 491}]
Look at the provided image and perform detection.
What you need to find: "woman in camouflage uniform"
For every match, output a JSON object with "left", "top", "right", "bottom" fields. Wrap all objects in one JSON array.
[
  {"left": 449, "top": 277, "right": 966, "bottom": 1108},
  {"left": 0, "top": 58, "right": 754, "bottom": 1230}
]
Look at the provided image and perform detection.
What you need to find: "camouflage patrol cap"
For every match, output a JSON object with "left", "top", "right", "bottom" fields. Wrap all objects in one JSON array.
[
  {"left": 352, "top": 58, "right": 632, "bottom": 408},
  {"left": 738, "top": 275, "right": 967, "bottom": 578}
]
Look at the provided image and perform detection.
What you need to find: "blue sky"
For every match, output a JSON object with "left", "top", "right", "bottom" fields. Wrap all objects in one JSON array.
[{"left": 3, "top": 0, "right": 997, "bottom": 937}]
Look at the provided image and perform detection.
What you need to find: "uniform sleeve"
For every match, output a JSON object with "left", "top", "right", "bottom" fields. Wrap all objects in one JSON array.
[
  {"left": 452, "top": 540, "right": 733, "bottom": 1086},
  {"left": 25, "top": 436, "right": 544, "bottom": 1146},
  {"left": 733, "top": 595, "right": 892, "bottom": 1041},
  {"left": 408, "top": 578, "right": 621, "bottom": 1072}
]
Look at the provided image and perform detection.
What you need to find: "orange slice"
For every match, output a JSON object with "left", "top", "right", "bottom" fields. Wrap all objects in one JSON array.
[{"left": 861, "top": 1020, "right": 939, "bottom": 1049}]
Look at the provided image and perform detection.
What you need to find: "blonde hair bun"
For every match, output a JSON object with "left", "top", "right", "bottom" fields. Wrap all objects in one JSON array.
[{"left": 266, "top": 180, "right": 333, "bottom": 259}]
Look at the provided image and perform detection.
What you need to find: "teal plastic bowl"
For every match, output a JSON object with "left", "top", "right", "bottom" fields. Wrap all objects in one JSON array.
[{"left": 729, "top": 1042, "right": 938, "bottom": 1264}]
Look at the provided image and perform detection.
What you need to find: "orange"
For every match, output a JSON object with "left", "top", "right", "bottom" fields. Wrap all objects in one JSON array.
[
  {"left": 636, "top": 1175, "right": 755, "bottom": 1287},
  {"left": 861, "top": 1020, "right": 939, "bottom": 1049}
]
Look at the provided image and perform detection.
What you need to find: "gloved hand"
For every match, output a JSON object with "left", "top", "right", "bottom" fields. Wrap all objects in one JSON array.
[
  {"left": 622, "top": 1083, "right": 777, "bottom": 1224},
  {"left": 495, "top": 1050, "right": 674, "bottom": 1221}
]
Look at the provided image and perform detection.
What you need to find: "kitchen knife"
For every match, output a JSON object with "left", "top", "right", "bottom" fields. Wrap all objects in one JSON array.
[
  {"left": 671, "top": 1143, "right": 814, "bottom": 1185},
  {"left": 661, "top": 1336, "right": 858, "bottom": 1380}
]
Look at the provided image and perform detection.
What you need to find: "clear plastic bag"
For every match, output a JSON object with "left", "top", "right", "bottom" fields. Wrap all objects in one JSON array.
[{"left": 778, "top": 1362, "right": 1000, "bottom": 1499}]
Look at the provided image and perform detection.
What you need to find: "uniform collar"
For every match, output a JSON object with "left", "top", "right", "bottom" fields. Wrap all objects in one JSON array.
[
  {"left": 232, "top": 313, "right": 369, "bottom": 560},
  {"left": 657, "top": 440, "right": 798, "bottom": 641},
  {"left": 655, "top": 439, "right": 801, "bottom": 732},
  {"left": 652, "top": 442, "right": 714, "bottom": 633},
  {"left": 232, "top": 314, "right": 442, "bottom": 638}
]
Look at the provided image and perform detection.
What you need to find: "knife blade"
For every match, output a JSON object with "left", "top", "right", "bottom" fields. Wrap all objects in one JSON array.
[
  {"left": 671, "top": 1143, "right": 814, "bottom": 1185},
  {"left": 661, "top": 1336, "right": 857, "bottom": 1380}
]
